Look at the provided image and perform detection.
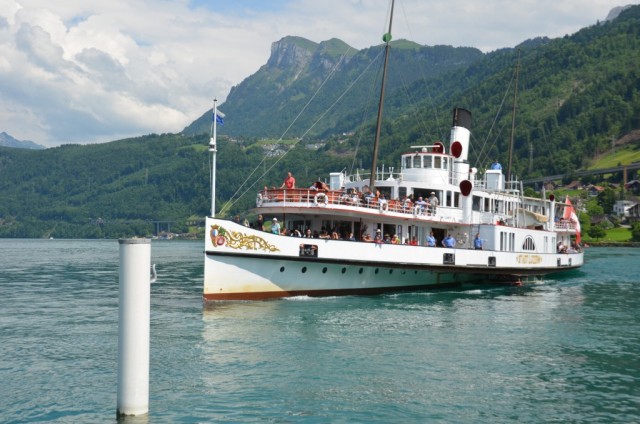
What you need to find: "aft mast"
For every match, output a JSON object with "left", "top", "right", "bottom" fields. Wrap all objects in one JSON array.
[
  {"left": 506, "top": 49, "right": 520, "bottom": 183},
  {"left": 368, "top": 0, "right": 395, "bottom": 193}
]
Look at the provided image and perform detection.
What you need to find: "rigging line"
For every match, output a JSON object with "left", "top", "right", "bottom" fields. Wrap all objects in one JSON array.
[
  {"left": 395, "top": 0, "right": 445, "bottom": 141},
  {"left": 220, "top": 47, "right": 387, "bottom": 215},
  {"left": 219, "top": 46, "right": 355, "bottom": 213},
  {"left": 475, "top": 69, "right": 515, "bottom": 167},
  {"left": 350, "top": 61, "right": 384, "bottom": 175}
]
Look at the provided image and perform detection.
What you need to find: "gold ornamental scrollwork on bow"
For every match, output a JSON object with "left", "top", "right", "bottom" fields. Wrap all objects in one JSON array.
[{"left": 210, "top": 225, "right": 280, "bottom": 252}]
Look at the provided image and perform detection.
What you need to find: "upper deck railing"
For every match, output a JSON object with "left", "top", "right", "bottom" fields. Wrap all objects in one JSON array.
[{"left": 257, "top": 188, "right": 437, "bottom": 217}]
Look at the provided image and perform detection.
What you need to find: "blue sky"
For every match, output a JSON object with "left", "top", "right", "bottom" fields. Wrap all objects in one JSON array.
[{"left": 0, "top": 0, "right": 635, "bottom": 146}]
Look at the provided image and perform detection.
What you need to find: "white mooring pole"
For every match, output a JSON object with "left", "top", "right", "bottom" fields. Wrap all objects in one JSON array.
[{"left": 117, "top": 238, "right": 151, "bottom": 417}]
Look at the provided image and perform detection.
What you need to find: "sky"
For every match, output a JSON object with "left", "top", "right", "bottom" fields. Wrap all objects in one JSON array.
[{"left": 0, "top": 0, "right": 635, "bottom": 147}]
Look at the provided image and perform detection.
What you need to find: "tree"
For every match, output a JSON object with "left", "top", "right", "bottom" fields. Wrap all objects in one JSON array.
[
  {"left": 631, "top": 222, "right": 640, "bottom": 242},
  {"left": 588, "top": 225, "right": 606, "bottom": 241}
]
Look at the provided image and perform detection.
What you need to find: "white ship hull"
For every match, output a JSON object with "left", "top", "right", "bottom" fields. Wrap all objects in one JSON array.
[{"left": 204, "top": 219, "right": 583, "bottom": 300}]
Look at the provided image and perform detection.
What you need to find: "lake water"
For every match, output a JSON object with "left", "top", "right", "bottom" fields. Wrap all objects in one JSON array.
[{"left": 1, "top": 239, "right": 639, "bottom": 423}]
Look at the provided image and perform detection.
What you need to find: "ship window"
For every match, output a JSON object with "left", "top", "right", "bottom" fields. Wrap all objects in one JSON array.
[
  {"left": 434, "top": 156, "right": 441, "bottom": 168},
  {"left": 472, "top": 196, "right": 482, "bottom": 211},
  {"left": 280, "top": 267, "right": 285, "bottom": 272},
  {"left": 301, "top": 267, "right": 307, "bottom": 273},
  {"left": 523, "top": 236, "right": 536, "bottom": 251},
  {"left": 405, "top": 156, "right": 412, "bottom": 169},
  {"left": 359, "top": 268, "right": 364, "bottom": 274},
  {"left": 341, "top": 267, "right": 346, "bottom": 274},
  {"left": 322, "top": 267, "right": 328, "bottom": 273},
  {"left": 443, "top": 157, "right": 448, "bottom": 170},
  {"left": 424, "top": 155, "right": 432, "bottom": 168}
]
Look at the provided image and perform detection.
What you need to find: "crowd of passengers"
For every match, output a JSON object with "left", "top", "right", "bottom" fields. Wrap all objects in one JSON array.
[
  {"left": 233, "top": 214, "right": 461, "bottom": 248},
  {"left": 265, "top": 171, "right": 441, "bottom": 214}
]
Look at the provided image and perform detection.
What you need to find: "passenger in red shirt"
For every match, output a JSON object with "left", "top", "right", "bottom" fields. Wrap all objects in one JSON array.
[{"left": 281, "top": 172, "right": 296, "bottom": 189}]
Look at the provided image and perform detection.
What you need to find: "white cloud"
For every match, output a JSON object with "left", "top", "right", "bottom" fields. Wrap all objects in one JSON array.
[{"left": 0, "top": 0, "right": 634, "bottom": 146}]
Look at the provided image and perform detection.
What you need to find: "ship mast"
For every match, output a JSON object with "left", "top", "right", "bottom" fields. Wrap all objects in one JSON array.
[
  {"left": 368, "top": 0, "right": 395, "bottom": 193},
  {"left": 506, "top": 49, "right": 520, "bottom": 183},
  {"left": 209, "top": 99, "right": 218, "bottom": 217}
]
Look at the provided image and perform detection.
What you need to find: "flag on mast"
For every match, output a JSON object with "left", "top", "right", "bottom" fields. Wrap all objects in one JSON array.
[
  {"left": 563, "top": 195, "right": 581, "bottom": 243},
  {"left": 210, "top": 100, "right": 225, "bottom": 150}
]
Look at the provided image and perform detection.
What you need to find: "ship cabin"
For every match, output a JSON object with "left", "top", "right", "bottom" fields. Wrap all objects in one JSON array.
[{"left": 255, "top": 141, "right": 580, "bottom": 255}]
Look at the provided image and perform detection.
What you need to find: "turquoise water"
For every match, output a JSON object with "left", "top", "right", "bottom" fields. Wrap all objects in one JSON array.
[{"left": 0, "top": 239, "right": 639, "bottom": 423}]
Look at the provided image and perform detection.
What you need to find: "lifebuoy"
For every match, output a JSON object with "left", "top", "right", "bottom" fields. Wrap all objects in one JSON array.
[
  {"left": 379, "top": 201, "right": 388, "bottom": 212},
  {"left": 314, "top": 193, "right": 328, "bottom": 206},
  {"left": 256, "top": 193, "right": 263, "bottom": 207}
]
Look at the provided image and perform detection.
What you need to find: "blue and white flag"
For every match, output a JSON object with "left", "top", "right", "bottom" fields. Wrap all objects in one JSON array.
[{"left": 214, "top": 110, "right": 225, "bottom": 125}]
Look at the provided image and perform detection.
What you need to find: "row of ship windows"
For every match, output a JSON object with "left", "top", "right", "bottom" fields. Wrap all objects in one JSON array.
[{"left": 279, "top": 266, "right": 420, "bottom": 275}]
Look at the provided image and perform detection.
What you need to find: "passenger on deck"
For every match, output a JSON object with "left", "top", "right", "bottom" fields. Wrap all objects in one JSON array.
[
  {"left": 374, "top": 230, "right": 383, "bottom": 244},
  {"left": 319, "top": 227, "right": 330, "bottom": 239},
  {"left": 391, "top": 234, "right": 400, "bottom": 244},
  {"left": 271, "top": 218, "right": 280, "bottom": 235},
  {"left": 415, "top": 196, "right": 427, "bottom": 213},
  {"left": 428, "top": 192, "right": 439, "bottom": 214},
  {"left": 348, "top": 232, "right": 356, "bottom": 241},
  {"left": 426, "top": 231, "right": 436, "bottom": 247},
  {"left": 490, "top": 160, "right": 502, "bottom": 170},
  {"left": 474, "top": 233, "right": 483, "bottom": 250},
  {"left": 442, "top": 234, "right": 456, "bottom": 248},
  {"left": 280, "top": 171, "right": 296, "bottom": 189},
  {"left": 410, "top": 237, "right": 418, "bottom": 246},
  {"left": 256, "top": 214, "right": 265, "bottom": 231}
]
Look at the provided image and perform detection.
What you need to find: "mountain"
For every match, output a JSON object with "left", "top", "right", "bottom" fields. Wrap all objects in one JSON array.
[
  {"left": 1, "top": 5, "right": 639, "bottom": 238},
  {"left": 183, "top": 36, "right": 483, "bottom": 139},
  {"left": 0, "top": 132, "right": 44, "bottom": 150}
]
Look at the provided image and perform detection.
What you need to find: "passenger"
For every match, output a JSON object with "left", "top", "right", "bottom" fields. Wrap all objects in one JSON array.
[
  {"left": 271, "top": 217, "right": 280, "bottom": 235},
  {"left": 410, "top": 237, "right": 418, "bottom": 246},
  {"left": 415, "top": 196, "right": 427, "bottom": 213},
  {"left": 319, "top": 227, "right": 330, "bottom": 239},
  {"left": 303, "top": 228, "right": 313, "bottom": 238},
  {"left": 401, "top": 195, "right": 412, "bottom": 211},
  {"left": 490, "top": 159, "right": 502, "bottom": 170},
  {"left": 374, "top": 230, "right": 383, "bottom": 244},
  {"left": 391, "top": 234, "right": 400, "bottom": 244},
  {"left": 383, "top": 233, "right": 392, "bottom": 243},
  {"left": 331, "top": 231, "right": 340, "bottom": 240},
  {"left": 362, "top": 233, "right": 373, "bottom": 242},
  {"left": 233, "top": 215, "right": 241, "bottom": 224},
  {"left": 428, "top": 192, "right": 439, "bottom": 214},
  {"left": 348, "top": 232, "right": 356, "bottom": 241},
  {"left": 426, "top": 231, "right": 436, "bottom": 247},
  {"left": 473, "top": 233, "right": 483, "bottom": 250},
  {"left": 442, "top": 234, "right": 456, "bottom": 248},
  {"left": 256, "top": 214, "right": 265, "bottom": 231},
  {"left": 292, "top": 229, "right": 302, "bottom": 237},
  {"left": 280, "top": 171, "right": 296, "bottom": 189}
]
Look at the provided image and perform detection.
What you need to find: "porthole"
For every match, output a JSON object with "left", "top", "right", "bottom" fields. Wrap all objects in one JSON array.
[
  {"left": 375, "top": 268, "right": 379, "bottom": 274},
  {"left": 389, "top": 269, "right": 393, "bottom": 274},
  {"left": 358, "top": 268, "right": 364, "bottom": 274},
  {"left": 280, "top": 267, "right": 285, "bottom": 272},
  {"left": 322, "top": 267, "right": 327, "bottom": 273},
  {"left": 301, "top": 266, "right": 307, "bottom": 273},
  {"left": 341, "top": 267, "right": 346, "bottom": 274}
]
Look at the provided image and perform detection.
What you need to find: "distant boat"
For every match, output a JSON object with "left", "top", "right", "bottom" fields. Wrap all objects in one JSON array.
[{"left": 202, "top": 1, "right": 583, "bottom": 300}]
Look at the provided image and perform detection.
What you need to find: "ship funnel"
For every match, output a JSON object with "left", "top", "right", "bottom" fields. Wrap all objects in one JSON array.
[{"left": 451, "top": 108, "right": 472, "bottom": 184}]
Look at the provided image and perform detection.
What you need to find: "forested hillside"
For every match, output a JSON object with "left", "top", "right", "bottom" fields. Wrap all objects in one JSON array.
[{"left": 1, "top": 6, "right": 639, "bottom": 238}]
